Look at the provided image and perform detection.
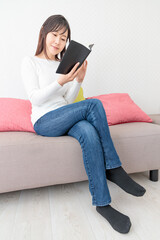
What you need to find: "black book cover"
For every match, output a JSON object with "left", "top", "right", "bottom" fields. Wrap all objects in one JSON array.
[{"left": 56, "top": 40, "right": 94, "bottom": 74}]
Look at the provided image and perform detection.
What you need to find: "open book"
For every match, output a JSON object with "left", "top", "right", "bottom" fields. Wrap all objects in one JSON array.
[{"left": 56, "top": 40, "right": 94, "bottom": 74}]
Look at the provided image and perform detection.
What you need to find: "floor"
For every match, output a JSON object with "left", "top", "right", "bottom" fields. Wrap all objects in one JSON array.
[{"left": 0, "top": 171, "right": 160, "bottom": 240}]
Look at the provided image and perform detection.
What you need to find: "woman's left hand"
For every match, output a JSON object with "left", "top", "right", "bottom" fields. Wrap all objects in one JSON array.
[{"left": 76, "top": 60, "right": 88, "bottom": 83}]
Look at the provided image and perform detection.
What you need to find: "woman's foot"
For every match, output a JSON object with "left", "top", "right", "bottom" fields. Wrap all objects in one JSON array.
[
  {"left": 96, "top": 204, "right": 131, "bottom": 234},
  {"left": 106, "top": 166, "right": 146, "bottom": 196}
]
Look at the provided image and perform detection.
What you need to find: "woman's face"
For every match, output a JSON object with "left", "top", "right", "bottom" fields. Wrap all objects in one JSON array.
[{"left": 45, "top": 28, "right": 68, "bottom": 60}]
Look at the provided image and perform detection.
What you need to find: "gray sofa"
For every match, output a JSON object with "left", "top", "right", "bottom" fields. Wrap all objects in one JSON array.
[{"left": 0, "top": 114, "right": 160, "bottom": 194}]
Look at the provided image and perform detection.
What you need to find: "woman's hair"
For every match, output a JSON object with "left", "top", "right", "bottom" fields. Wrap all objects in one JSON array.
[{"left": 35, "top": 14, "right": 71, "bottom": 61}]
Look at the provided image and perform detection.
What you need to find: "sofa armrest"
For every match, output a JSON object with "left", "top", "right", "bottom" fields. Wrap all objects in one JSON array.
[{"left": 148, "top": 114, "right": 160, "bottom": 125}]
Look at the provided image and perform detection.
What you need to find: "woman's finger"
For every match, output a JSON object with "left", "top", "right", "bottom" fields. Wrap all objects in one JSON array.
[
  {"left": 69, "top": 62, "right": 80, "bottom": 75},
  {"left": 72, "top": 64, "right": 83, "bottom": 78},
  {"left": 84, "top": 60, "right": 87, "bottom": 67}
]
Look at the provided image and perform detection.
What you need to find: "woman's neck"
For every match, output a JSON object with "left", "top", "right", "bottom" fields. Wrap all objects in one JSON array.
[{"left": 36, "top": 52, "right": 56, "bottom": 61}]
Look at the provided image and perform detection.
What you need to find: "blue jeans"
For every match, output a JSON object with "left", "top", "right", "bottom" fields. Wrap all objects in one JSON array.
[{"left": 34, "top": 99, "right": 122, "bottom": 206}]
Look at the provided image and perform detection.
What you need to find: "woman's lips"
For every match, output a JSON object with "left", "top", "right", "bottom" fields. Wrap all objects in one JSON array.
[{"left": 52, "top": 46, "right": 59, "bottom": 50}]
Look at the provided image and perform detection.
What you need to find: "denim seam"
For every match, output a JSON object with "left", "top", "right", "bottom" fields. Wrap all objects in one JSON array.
[
  {"left": 69, "top": 128, "right": 97, "bottom": 204},
  {"left": 79, "top": 134, "right": 97, "bottom": 203}
]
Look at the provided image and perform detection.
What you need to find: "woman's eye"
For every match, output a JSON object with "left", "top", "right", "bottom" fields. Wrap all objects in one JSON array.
[{"left": 52, "top": 33, "right": 65, "bottom": 41}]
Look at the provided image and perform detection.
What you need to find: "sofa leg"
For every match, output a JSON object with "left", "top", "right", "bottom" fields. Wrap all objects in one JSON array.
[{"left": 149, "top": 170, "right": 159, "bottom": 182}]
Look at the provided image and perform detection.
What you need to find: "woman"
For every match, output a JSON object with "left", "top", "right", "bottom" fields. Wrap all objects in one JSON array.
[{"left": 21, "top": 14, "right": 146, "bottom": 234}]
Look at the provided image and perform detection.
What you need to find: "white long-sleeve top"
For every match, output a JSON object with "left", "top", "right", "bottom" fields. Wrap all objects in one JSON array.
[{"left": 21, "top": 56, "right": 82, "bottom": 126}]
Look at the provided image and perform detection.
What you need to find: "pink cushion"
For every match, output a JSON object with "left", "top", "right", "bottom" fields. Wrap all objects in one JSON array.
[
  {"left": 0, "top": 98, "right": 35, "bottom": 132},
  {"left": 0, "top": 94, "right": 153, "bottom": 132},
  {"left": 86, "top": 93, "right": 152, "bottom": 126}
]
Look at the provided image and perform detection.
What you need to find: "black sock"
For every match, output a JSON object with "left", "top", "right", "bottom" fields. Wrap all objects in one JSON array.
[
  {"left": 106, "top": 166, "right": 146, "bottom": 196},
  {"left": 96, "top": 205, "right": 131, "bottom": 234}
]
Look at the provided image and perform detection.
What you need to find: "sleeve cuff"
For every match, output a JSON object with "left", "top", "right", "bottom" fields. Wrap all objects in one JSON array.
[
  {"left": 74, "top": 79, "right": 82, "bottom": 86},
  {"left": 55, "top": 80, "right": 63, "bottom": 88}
]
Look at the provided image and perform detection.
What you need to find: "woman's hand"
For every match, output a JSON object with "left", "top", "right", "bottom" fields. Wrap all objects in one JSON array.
[
  {"left": 76, "top": 60, "right": 88, "bottom": 83},
  {"left": 57, "top": 62, "right": 83, "bottom": 86}
]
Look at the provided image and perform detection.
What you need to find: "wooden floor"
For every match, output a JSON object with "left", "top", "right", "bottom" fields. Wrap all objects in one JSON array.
[{"left": 0, "top": 171, "right": 160, "bottom": 240}]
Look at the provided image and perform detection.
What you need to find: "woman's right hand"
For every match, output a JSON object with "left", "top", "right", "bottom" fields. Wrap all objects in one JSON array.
[{"left": 57, "top": 62, "right": 82, "bottom": 86}]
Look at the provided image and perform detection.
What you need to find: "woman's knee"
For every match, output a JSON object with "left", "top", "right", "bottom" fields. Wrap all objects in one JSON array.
[
  {"left": 86, "top": 98, "right": 102, "bottom": 104},
  {"left": 86, "top": 98, "right": 103, "bottom": 108}
]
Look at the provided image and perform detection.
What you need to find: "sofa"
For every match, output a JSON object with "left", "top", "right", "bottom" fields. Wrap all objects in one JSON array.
[{"left": 0, "top": 113, "right": 160, "bottom": 194}]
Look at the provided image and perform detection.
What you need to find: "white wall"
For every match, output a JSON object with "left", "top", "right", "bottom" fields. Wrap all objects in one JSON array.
[{"left": 0, "top": 0, "right": 160, "bottom": 114}]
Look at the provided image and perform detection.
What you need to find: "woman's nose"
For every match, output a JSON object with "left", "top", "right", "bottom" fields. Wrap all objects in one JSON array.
[{"left": 55, "top": 37, "right": 60, "bottom": 44}]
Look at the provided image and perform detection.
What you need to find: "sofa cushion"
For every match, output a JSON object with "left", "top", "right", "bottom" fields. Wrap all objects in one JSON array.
[
  {"left": 1, "top": 121, "right": 160, "bottom": 193},
  {"left": 109, "top": 122, "right": 160, "bottom": 172},
  {"left": 87, "top": 93, "right": 152, "bottom": 126},
  {"left": 0, "top": 98, "right": 35, "bottom": 132},
  {"left": 73, "top": 87, "right": 85, "bottom": 103}
]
